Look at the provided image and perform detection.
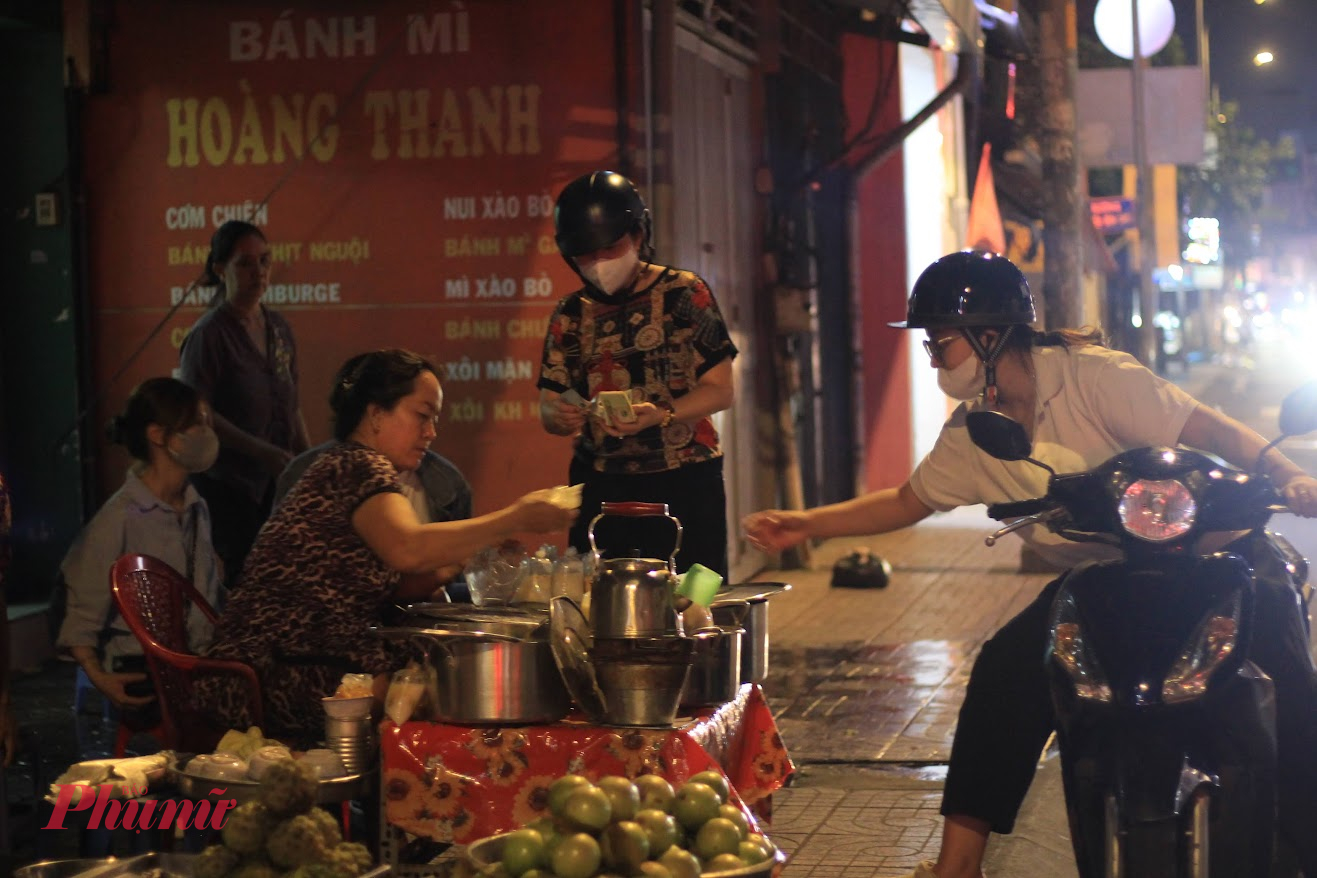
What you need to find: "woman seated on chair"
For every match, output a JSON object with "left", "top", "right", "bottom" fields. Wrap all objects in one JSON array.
[
  {"left": 57, "top": 378, "right": 223, "bottom": 726},
  {"left": 197, "top": 349, "right": 576, "bottom": 745}
]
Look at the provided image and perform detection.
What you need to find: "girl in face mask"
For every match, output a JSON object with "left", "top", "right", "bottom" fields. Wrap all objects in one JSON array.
[
  {"left": 538, "top": 170, "right": 739, "bottom": 578},
  {"left": 746, "top": 250, "right": 1317, "bottom": 878},
  {"left": 57, "top": 377, "right": 224, "bottom": 724}
]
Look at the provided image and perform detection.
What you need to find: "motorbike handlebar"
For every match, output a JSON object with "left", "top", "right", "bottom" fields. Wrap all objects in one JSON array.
[{"left": 986, "top": 499, "right": 1051, "bottom": 520}]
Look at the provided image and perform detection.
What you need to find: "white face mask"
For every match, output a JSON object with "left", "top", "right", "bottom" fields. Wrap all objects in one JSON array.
[
  {"left": 937, "top": 354, "right": 984, "bottom": 401},
  {"left": 581, "top": 243, "right": 641, "bottom": 295},
  {"left": 169, "top": 424, "right": 220, "bottom": 473}
]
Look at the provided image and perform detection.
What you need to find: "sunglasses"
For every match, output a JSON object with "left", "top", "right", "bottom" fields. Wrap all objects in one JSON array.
[{"left": 921, "top": 335, "right": 961, "bottom": 364}]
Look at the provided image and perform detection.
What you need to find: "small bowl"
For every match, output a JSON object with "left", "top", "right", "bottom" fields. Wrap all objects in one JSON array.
[{"left": 322, "top": 695, "right": 374, "bottom": 719}]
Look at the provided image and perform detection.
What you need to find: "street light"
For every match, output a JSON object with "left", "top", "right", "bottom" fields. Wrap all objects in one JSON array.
[
  {"left": 1254, "top": 51, "right": 1274, "bottom": 66},
  {"left": 1094, "top": 0, "right": 1178, "bottom": 366},
  {"left": 1093, "top": 0, "right": 1175, "bottom": 60}
]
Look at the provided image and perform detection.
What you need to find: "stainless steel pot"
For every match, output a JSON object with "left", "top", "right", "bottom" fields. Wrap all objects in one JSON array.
[
  {"left": 588, "top": 502, "right": 682, "bottom": 639},
  {"left": 681, "top": 626, "right": 743, "bottom": 708},
  {"left": 375, "top": 627, "right": 569, "bottom": 725},
  {"left": 590, "top": 636, "right": 695, "bottom": 727},
  {"left": 710, "top": 583, "right": 790, "bottom": 684},
  {"left": 711, "top": 599, "right": 767, "bottom": 683}
]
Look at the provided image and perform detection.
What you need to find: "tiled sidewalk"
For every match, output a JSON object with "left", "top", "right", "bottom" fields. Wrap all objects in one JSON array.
[
  {"left": 754, "top": 524, "right": 1066, "bottom": 876},
  {"left": 770, "top": 766, "right": 946, "bottom": 877}
]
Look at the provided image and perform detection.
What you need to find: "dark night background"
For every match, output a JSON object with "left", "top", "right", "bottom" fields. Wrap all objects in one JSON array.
[{"left": 1069, "top": 0, "right": 1315, "bottom": 146}]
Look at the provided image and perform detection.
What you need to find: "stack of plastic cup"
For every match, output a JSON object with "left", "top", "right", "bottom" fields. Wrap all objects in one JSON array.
[{"left": 322, "top": 696, "right": 376, "bottom": 776}]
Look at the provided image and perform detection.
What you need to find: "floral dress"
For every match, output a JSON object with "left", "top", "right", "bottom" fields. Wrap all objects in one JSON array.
[{"left": 198, "top": 443, "right": 412, "bottom": 744}]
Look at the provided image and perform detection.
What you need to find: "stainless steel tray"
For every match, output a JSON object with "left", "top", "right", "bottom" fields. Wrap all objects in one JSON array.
[
  {"left": 167, "top": 766, "right": 375, "bottom": 804},
  {"left": 710, "top": 582, "right": 792, "bottom": 606},
  {"left": 14, "top": 853, "right": 390, "bottom": 878}
]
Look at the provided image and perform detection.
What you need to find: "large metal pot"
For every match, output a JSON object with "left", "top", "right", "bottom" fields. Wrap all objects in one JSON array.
[
  {"left": 588, "top": 502, "right": 682, "bottom": 639},
  {"left": 376, "top": 627, "right": 569, "bottom": 725},
  {"left": 680, "top": 626, "right": 743, "bottom": 708},
  {"left": 590, "top": 635, "right": 694, "bottom": 726}
]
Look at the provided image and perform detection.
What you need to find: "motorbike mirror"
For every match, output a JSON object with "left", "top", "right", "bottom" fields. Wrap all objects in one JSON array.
[
  {"left": 1279, "top": 382, "right": 1317, "bottom": 437},
  {"left": 966, "top": 411, "right": 1057, "bottom": 475}
]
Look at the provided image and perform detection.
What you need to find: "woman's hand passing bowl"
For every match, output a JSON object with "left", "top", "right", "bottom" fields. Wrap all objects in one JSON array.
[{"left": 512, "top": 489, "right": 579, "bottom": 533}]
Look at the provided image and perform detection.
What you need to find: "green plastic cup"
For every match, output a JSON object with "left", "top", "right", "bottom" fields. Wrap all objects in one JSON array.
[{"left": 676, "top": 563, "right": 723, "bottom": 606}]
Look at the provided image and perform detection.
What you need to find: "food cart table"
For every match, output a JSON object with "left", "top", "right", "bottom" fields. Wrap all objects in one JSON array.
[{"left": 378, "top": 683, "right": 792, "bottom": 869}]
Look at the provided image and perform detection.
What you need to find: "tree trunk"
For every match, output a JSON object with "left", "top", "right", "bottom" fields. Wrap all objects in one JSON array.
[{"left": 1038, "top": 0, "right": 1084, "bottom": 330}]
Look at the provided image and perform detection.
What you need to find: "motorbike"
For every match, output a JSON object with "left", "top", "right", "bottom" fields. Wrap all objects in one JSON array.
[{"left": 966, "top": 382, "right": 1317, "bottom": 878}]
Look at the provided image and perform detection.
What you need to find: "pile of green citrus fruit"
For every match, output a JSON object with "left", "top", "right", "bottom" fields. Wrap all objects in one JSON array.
[{"left": 480, "top": 770, "right": 775, "bottom": 878}]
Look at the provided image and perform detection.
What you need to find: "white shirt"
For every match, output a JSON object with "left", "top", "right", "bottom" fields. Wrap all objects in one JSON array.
[
  {"left": 58, "top": 467, "right": 223, "bottom": 663},
  {"left": 908, "top": 344, "right": 1200, "bottom": 567}
]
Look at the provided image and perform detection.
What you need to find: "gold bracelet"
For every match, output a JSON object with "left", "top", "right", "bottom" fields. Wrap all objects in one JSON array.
[{"left": 660, "top": 408, "right": 675, "bottom": 428}]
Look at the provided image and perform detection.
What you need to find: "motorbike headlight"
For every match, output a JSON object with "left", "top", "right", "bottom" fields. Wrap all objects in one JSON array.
[
  {"left": 1117, "top": 478, "right": 1197, "bottom": 542},
  {"left": 1050, "top": 595, "right": 1111, "bottom": 702},
  {"left": 1162, "top": 593, "right": 1242, "bottom": 704}
]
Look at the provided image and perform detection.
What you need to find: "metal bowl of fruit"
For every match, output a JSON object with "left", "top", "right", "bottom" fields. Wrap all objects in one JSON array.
[{"left": 465, "top": 826, "right": 784, "bottom": 877}]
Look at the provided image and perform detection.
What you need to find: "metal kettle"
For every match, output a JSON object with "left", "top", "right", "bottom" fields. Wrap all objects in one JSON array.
[{"left": 587, "top": 502, "right": 683, "bottom": 638}]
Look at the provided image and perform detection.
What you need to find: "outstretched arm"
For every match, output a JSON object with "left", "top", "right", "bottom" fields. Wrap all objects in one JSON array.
[
  {"left": 353, "top": 490, "right": 576, "bottom": 573},
  {"left": 743, "top": 482, "right": 934, "bottom": 553},
  {"left": 1179, "top": 404, "right": 1317, "bottom": 516}
]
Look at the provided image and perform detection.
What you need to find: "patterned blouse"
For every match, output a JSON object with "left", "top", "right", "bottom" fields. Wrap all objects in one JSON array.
[
  {"left": 200, "top": 443, "right": 410, "bottom": 741},
  {"left": 538, "top": 267, "right": 738, "bottom": 474}
]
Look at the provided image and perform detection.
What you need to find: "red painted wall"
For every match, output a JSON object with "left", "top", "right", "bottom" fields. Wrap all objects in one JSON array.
[
  {"left": 80, "top": 0, "right": 628, "bottom": 512},
  {"left": 841, "top": 33, "right": 912, "bottom": 492}
]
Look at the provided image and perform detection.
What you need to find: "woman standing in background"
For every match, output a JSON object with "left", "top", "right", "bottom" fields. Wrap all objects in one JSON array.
[{"left": 179, "top": 220, "right": 309, "bottom": 587}]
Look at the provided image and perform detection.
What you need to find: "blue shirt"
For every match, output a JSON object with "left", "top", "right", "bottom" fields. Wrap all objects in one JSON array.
[
  {"left": 276, "top": 441, "right": 473, "bottom": 524},
  {"left": 57, "top": 467, "right": 223, "bottom": 664}
]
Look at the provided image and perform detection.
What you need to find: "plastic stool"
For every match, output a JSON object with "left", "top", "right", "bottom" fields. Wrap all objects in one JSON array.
[{"left": 74, "top": 666, "right": 118, "bottom": 722}]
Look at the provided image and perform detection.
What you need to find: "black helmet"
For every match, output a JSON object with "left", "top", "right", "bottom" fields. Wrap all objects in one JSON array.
[
  {"left": 554, "top": 171, "right": 652, "bottom": 259},
  {"left": 890, "top": 250, "right": 1035, "bottom": 329}
]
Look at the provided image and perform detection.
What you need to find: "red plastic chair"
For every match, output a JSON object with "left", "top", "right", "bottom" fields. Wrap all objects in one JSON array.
[{"left": 110, "top": 553, "right": 264, "bottom": 754}]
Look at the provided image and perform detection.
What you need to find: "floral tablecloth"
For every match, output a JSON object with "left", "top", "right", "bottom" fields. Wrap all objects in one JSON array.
[{"left": 380, "top": 683, "right": 792, "bottom": 845}]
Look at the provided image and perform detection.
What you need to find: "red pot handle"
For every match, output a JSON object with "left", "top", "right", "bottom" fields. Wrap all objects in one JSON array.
[
  {"left": 588, "top": 503, "right": 683, "bottom": 566},
  {"left": 599, "top": 501, "right": 670, "bottom": 517}
]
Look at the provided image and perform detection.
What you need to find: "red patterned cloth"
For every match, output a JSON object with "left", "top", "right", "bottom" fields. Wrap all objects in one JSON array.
[{"left": 380, "top": 683, "right": 792, "bottom": 844}]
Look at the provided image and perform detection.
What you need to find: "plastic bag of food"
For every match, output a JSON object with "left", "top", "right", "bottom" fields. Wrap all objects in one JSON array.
[
  {"left": 385, "top": 667, "right": 428, "bottom": 725},
  {"left": 334, "top": 673, "right": 374, "bottom": 699},
  {"left": 463, "top": 540, "right": 529, "bottom": 606}
]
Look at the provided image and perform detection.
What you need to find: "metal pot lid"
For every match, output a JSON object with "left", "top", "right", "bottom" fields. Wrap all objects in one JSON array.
[
  {"left": 549, "top": 596, "right": 606, "bottom": 722},
  {"left": 709, "top": 582, "right": 792, "bottom": 606},
  {"left": 398, "top": 604, "right": 548, "bottom": 639},
  {"left": 401, "top": 603, "right": 548, "bottom": 625},
  {"left": 597, "top": 557, "right": 675, "bottom": 574},
  {"left": 370, "top": 625, "right": 523, "bottom": 644}
]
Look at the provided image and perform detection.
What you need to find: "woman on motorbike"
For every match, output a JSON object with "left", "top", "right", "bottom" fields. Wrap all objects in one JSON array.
[{"left": 743, "top": 250, "right": 1317, "bottom": 878}]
